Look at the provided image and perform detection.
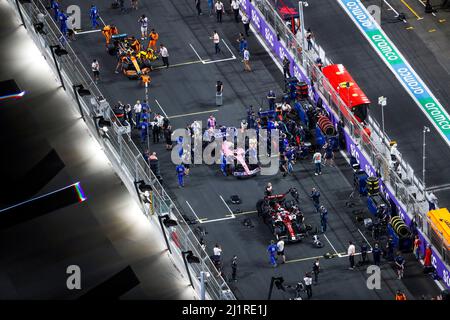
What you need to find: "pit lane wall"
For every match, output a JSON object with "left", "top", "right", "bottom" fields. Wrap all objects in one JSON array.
[{"left": 239, "top": 0, "right": 450, "bottom": 289}]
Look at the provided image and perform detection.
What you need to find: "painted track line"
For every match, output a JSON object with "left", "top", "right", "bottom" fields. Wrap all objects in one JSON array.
[
  {"left": 337, "top": 251, "right": 371, "bottom": 258},
  {"left": 323, "top": 234, "right": 340, "bottom": 256},
  {"left": 154, "top": 99, "right": 169, "bottom": 118},
  {"left": 382, "top": 0, "right": 407, "bottom": 22},
  {"left": 152, "top": 59, "right": 209, "bottom": 70},
  {"left": 286, "top": 255, "right": 324, "bottom": 264},
  {"left": 199, "top": 216, "right": 235, "bottom": 224},
  {"left": 168, "top": 109, "right": 218, "bottom": 119},
  {"left": 190, "top": 40, "right": 236, "bottom": 65},
  {"left": 416, "top": 0, "right": 437, "bottom": 16},
  {"left": 358, "top": 228, "right": 373, "bottom": 250},
  {"left": 74, "top": 29, "right": 102, "bottom": 35},
  {"left": 221, "top": 38, "right": 236, "bottom": 58},
  {"left": 185, "top": 200, "right": 207, "bottom": 223},
  {"left": 98, "top": 15, "right": 107, "bottom": 27},
  {"left": 219, "top": 195, "right": 235, "bottom": 218},
  {"left": 226, "top": 210, "right": 257, "bottom": 217},
  {"left": 400, "top": 0, "right": 424, "bottom": 20},
  {"left": 202, "top": 39, "right": 237, "bottom": 64},
  {"left": 189, "top": 43, "right": 204, "bottom": 63}
]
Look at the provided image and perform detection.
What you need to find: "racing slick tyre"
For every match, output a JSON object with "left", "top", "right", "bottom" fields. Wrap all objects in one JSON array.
[
  {"left": 273, "top": 229, "right": 281, "bottom": 241},
  {"left": 122, "top": 62, "right": 132, "bottom": 71},
  {"left": 142, "top": 60, "right": 153, "bottom": 68},
  {"left": 124, "top": 70, "right": 139, "bottom": 80},
  {"left": 274, "top": 223, "right": 285, "bottom": 237}
]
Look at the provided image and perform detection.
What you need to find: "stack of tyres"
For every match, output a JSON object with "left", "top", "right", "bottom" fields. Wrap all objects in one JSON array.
[
  {"left": 317, "top": 115, "right": 335, "bottom": 136},
  {"left": 388, "top": 215, "right": 412, "bottom": 252},
  {"left": 295, "top": 81, "right": 308, "bottom": 100},
  {"left": 286, "top": 77, "right": 298, "bottom": 100},
  {"left": 286, "top": 77, "right": 298, "bottom": 86},
  {"left": 390, "top": 216, "right": 410, "bottom": 238}
]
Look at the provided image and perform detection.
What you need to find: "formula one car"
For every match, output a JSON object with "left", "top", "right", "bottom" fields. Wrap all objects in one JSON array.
[
  {"left": 103, "top": 27, "right": 155, "bottom": 83},
  {"left": 222, "top": 141, "right": 260, "bottom": 178},
  {"left": 256, "top": 188, "right": 311, "bottom": 242}
]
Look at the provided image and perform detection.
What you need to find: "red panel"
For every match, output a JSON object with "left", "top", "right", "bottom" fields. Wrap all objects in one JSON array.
[{"left": 322, "top": 64, "right": 370, "bottom": 109}]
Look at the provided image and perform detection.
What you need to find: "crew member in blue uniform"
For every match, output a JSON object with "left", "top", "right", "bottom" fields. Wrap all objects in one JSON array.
[
  {"left": 58, "top": 11, "right": 68, "bottom": 36},
  {"left": 89, "top": 5, "right": 100, "bottom": 28},
  {"left": 140, "top": 119, "right": 149, "bottom": 143},
  {"left": 310, "top": 187, "right": 321, "bottom": 213},
  {"left": 176, "top": 163, "right": 186, "bottom": 187},
  {"left": 267, "top": 240, "right": 278, "bottom": 267},
  {"left": 221, "top": 153, "right": 227, "bottom": 176},
  {"left": 176, "top": 136, "right": 184, "bottom": 159},
  {"left": 51, "top": 0, "right": 60, "bottom": 22}
]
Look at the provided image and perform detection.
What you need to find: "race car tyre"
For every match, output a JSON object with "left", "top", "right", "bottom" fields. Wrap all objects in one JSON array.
[
  {"left": 143, "top": 60, "right": 153, "bottom": 68},
  {"left": 263, "top": 215, "right": 271, "bottom": 225},
  {"left": 107, "top": 44, "right": 117, "bottom": 55},
  {"left": 122, "top": 62, "right": 132, "bottom": 70}
]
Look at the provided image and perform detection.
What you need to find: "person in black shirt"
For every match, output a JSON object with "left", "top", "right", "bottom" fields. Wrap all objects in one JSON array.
[
  {"left": 386, "top": 237, "right": 395, "bottom": 261},
  {"left": 310, "top": 187, "right": 321, "bottom": 213},
  {"left": 195, "top": 0, "right": 202, "bottom": 15},
  {"left": 231, "top": 255, "right": 238, "bottom": 281},
  {"left": 247, "top": 105, "right": 255, "bottom": 128},
  {"left": 312, "top": 258, "right": 320, "bottom": 284},
  {"left": 265, "top": 182, "right": 273, "bottom": 197},
  {"left": 360, "top": 243, "right": 368, "bottom": 265},
  {"left": 395, "top": 252, "right": 405, "bottom": 279},
  {"left": 372, "top": 243, "right": 382, "bottom": 266},
  {"left": 267, "top": 90, "right": 276, "bottom": 110},
  {"left": 152, "top": 122, "right": 160, "bottom": 143},
  {"left": 164, "top": 125, "right": 173, "bottom": 150},
  {"left": 283, "top": 56, "right": 291, "bottom": 78}
]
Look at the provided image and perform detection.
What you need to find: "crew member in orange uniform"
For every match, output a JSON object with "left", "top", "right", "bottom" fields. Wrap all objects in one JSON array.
[
  {"left": 102, "top": 25, "right": 118, "bottom": 45},
  {"left": 395, "top": 290, "right": 407, "bottom": 300}
]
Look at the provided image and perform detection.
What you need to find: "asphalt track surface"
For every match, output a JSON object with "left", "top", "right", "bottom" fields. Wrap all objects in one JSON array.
[
  {"left": 68, "top": 0, "right": 441, "bottom": 299},
  {"left": 279, "top": 0, "right": 450, "bottom": 205}
]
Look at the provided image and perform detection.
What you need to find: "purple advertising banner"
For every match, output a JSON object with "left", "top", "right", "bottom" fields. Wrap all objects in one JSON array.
[{"left": 240, "top": 0, "right": 450, "bottom": 289}]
